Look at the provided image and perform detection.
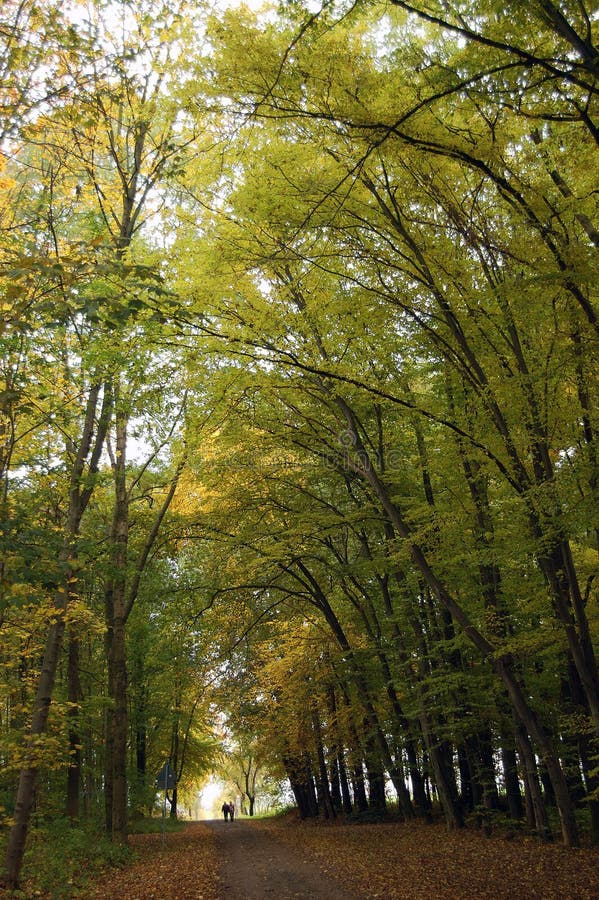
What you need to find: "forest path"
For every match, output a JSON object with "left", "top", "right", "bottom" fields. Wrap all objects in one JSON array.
[
  {"left": 82, "top": 816, "right": 599, "bottom": 900},
  {"left": 83, "top": 818, "right": 360, "bottom": 900},
  {"left": 203, "top": 817, "right": 361, "bottom": 899}
]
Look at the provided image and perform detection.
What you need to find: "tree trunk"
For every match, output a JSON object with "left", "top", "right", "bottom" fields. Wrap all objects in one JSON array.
[
  {"left": 283, "top": 752, "right": 319, "bottom": 819},
  {"left": 337, "top": 749, "right": 353, "bottom": 814},
  {"left": 514, "top": 720, "right": 552, "bottom": 841},
  {"left": 363, "top": 725, "right": 386, "bottom": 811},
  {"left": 337, "top": 398, "right": 580, "bottom": 845},
  {"left": 421, "top": 715, "right": 464, "bottom": 829},
  {"left": 2, "top": 382, "right": 110, "bottom": 889},
  {"left": 4, "top": 615, "right": 68, "bottom": 887},
  {"left": 104, "top": 603, "right": 114, "bottom": 838},
  {"left": 170, "top": 693, "right": 181, "bottom": 821},
  {"left": 134, "top": 669, "right": 148, "bottom": 813},
  {"left": 113, "top": 412, "right": 129, "bottom": 842},
  {"left": 329, "top": 747, "right": 342, "bottom": 812},
  {"left": 501, "top": 737, "right": 524, "bottom": 821},
  {"left": 405, "top": 735, "right": 431, "bottom": 820},
  {"left": 312, "top": 706, "right": 336, "bottom": 819},
  {"left": 295, "top": 561, "right": 413, "bottom": 818},
  {"left": 105, "top": 407, "right": 129, "bottom": 843},
  {"left": 66, "top": 633, "right": 81, "bottom": 820}
]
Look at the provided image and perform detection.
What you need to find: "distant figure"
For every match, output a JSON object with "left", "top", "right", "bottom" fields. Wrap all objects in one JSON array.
[
  {"left": 228, "top": 801, "right": 235, "bottom": 822},
  {"left": 221, "top": 801, "right": 230, "bottom": 821}
]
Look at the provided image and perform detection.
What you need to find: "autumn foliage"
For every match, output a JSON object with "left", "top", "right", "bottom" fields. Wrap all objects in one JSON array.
[{"left": 1, "top": 0, "right": 599, "bottom": 891}]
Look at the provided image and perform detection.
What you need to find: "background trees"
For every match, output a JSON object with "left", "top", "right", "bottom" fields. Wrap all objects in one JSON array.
[{"left": 176, "top": 0, "right": 598, "bottom": 843}]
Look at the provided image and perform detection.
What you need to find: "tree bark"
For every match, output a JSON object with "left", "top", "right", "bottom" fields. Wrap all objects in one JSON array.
[
  {"left": 312, "top": 705, "right": 336, "bottom": 819},
  {"left": 501, "top": 737, "right": 524, "bottom": 821},
  {"left": 2, "top": 382, "right": 111, "bottom": 888},
  {"left": 336, "top": 397, "right": 580, "bottom": 845},
  {"left": 66, "top": 633, "right": 81, "bottom": 820},
  {"left": 105, "top": 407, "right": 129, "bottom": 843}
]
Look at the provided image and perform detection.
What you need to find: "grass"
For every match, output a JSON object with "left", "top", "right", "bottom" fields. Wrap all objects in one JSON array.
[
  {"left": 238, "top": 804, "right": 297, "bottom": 821},
  {"left": 0, "top": 815, "right": 189, "bottom": 898},
  {"left": 128, "top": 815, "right": 187, "bottom": 835}
]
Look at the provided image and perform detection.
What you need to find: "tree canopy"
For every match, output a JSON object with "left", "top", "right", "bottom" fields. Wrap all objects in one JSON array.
[{"left": 0, "top": 0, "right": 597, "bottom": 889}]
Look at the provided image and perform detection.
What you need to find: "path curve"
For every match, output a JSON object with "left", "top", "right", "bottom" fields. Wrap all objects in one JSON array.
[{"left": 204, "top": 818, "right": 362, "bottom": 900}]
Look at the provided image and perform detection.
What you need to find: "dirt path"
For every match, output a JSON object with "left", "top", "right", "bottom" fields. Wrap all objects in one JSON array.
[
  {"left": 83, "top": 818, "right": 362, "bottom": 900},
  {"left": 204, "top": 818, "right": 361, "bottom": 899},
  {"left": 81, "top": 816, "right": 599, "bottom": 900}
]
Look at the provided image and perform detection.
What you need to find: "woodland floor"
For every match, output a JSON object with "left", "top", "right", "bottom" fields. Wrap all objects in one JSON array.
[{"left": 73, "top": 814, "right": 599, "bottom": 900}]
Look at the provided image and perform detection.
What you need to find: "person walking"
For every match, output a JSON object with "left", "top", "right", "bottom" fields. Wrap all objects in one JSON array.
[
  {"left": 228, "top": 801, "right": 235, "bottom": 822},
  {"left": 221, "top": 801, "right": 230, "bottom": 822}
]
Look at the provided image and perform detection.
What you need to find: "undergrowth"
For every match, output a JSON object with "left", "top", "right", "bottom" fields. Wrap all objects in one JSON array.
[
  {"left": 1, "top": 818, "right": 131, "bottom": 898},
  {"left": 128, "top": 815, "right": 187, "bottom": 835}
]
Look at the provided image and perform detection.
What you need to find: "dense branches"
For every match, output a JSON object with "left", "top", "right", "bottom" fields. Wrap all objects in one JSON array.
[{"left": 1, "top": 0, "right": 598, "bottom": 887}]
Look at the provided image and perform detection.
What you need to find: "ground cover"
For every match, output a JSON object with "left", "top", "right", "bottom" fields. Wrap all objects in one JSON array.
[
  {"left": 2, "top": 815, "right": 598, "bottom": 899},
  {"left": 261, "top": 816, "right": 599, "bottom": 899},
  {"left": 83, "top": 823, "right": 220, "bottom": 900}
]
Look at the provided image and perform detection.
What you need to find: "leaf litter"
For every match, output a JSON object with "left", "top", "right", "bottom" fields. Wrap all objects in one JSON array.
[{"left": 72, "top": 817, "right": 599, "bottom": 900}]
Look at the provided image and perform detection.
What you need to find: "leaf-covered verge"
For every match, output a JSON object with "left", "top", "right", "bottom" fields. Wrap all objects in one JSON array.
[
  {"left": 83, "top": 824, "right": 220, "bottom": 900},
  {"left": 0, "top": 818, "right": 133, "bottom": 899},
  {"left": 0, "top": 822, "right": 219, "bottom": 900},
  {"left": 255, "top": 816, "right": 599, "bottom": 900},
  {"left": 5, "top": 817, "right": 598, "bottom": 900}
]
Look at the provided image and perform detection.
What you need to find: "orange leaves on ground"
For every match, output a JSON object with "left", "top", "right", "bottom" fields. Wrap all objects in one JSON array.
[
  {"left": 82, "top": 824, "right": 220, "bottom": 900},
  {"left": 260, "top": 817, "right": 599, "bottom": 900},
  {"left": 69, "top": 817, "right": 599, "bottom": 900}
]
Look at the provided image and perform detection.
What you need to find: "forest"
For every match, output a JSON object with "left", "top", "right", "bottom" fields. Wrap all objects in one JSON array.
[{"left": 0, "top": 0, "right": 598, "bottom": 892}]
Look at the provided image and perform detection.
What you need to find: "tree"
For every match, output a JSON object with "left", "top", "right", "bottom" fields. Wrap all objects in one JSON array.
[
  {"left": 1, "top": 0, "right": 208, "bottom": 880},
  {"left": 170, "top": 0, "right": 598, "bottom": 843}
]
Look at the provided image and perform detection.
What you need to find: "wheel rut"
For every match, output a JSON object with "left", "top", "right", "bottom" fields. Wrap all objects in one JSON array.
[{"left": 204, "top": 819, "right": 362, "bottom": 900}]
